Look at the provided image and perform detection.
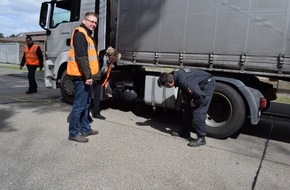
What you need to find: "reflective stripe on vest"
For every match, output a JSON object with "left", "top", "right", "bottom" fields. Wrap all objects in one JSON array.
[
  {"left": 67, "top": 27, "right": 99, "bottom": 76},
  {"left": 25, "top": 44, "right": 40, "bottom": 66}
]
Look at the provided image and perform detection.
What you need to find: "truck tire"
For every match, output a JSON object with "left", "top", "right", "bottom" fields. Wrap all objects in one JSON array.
[
  {"left": 60, "top": 71, "right": 74, "bottom": 104},
  {"left": 206, "top": 83, "right": 246, "bottom": 139}
]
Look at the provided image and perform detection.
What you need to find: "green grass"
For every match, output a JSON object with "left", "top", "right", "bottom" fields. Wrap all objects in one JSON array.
[
  {"left": 0, "top": 64, "right": 27, "bottom": 71},
  {"left": 275, "top": 94, "right": 290, "bottom": 104},
  {"left": 0, "top": 64, "right": 44, "bottom": 73}
]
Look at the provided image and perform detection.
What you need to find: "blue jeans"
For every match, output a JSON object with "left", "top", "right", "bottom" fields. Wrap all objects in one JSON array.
[{"left": 69, "top": 80, "right": 92, "bottom": 137}]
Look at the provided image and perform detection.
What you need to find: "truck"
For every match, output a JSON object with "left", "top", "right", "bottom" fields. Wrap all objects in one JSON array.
[{"left": 39, "top": 0, "right": 290, "bottom": 139}]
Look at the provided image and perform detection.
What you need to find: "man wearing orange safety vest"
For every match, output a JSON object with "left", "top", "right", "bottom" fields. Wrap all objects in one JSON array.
[
  {"left": 67, "top": 12, "right": 100, "bottom": 143},
  {"left": 20, "top": 36, "right": 43, "bottom": 94}
]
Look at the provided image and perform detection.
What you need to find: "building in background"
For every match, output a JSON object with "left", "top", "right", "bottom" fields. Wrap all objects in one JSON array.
[{"left": 0, "top": 31, "right": 46, "bottom": 64}]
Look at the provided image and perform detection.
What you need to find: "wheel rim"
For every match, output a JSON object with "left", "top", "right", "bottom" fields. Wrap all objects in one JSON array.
[
  {"left": 206, "top": 92, "right": 233, "bottom": 128},
  {"left": 64, "top": 79, "right": 74, "bottom": 96}
]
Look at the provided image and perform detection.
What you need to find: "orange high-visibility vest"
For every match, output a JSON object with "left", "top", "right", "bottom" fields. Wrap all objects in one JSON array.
[
  {"left": 67, "top": 27, "right": 99, "bottom": 76},
  {"left": 25, "top": 44, "right": 40, "bottom": 66}
]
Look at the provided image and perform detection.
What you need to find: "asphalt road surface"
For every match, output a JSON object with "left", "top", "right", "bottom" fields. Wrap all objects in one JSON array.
[{"left": 0, "top": 69, "right": 289, "bottom": 190}]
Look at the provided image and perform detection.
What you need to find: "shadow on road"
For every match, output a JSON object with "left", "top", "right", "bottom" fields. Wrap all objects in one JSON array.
[
  {"left": 106, "top": 100, "right": 290, "bottom": 144},
  {"left": 238, "top": 102, "right": 290, "bottom": 143},
  {"left": 0, "top": 108, "right": 19, "bottom": 133},
  {"left": 239, "top": 116, "right": 290, "bottom": 143}
]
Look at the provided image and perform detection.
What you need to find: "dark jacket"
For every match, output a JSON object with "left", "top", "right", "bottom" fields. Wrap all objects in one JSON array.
[{"left": 174, "top": 68, "right": 212, "bottom": 106}]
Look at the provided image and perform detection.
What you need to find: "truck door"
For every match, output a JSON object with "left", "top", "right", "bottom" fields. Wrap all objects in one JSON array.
[{"left": 44, "top": 0, "right": 81, "bottom": 59}]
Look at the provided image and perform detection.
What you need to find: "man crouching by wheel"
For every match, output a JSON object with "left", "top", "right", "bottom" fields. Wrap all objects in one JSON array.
[{"left": 157, "top": 68, "right": 216, "bottom": 147}]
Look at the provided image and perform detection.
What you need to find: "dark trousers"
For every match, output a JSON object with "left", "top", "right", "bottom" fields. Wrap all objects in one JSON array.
[
  {"left": 92, "top": 81, "right": 102, "bottom": 116},
  {"left": 182, "top": 80, "right": 216, "bottom": 137},
  {"left": 27, "top": 65, "right": 38, "bottom": 91}
]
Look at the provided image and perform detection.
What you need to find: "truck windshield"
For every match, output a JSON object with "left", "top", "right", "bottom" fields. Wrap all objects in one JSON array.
[{"left": 49, "top": 0, "right": 80, "bottom": 29}]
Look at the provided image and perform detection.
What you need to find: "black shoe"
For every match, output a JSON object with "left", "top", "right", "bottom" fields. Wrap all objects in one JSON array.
[
  {"left": 26, "top": 90, "right": 37, "bottom": 94},
  {"left": 92, "top": 114, "right": 106, "bottom": 120},
  {"left": 187, "top": 137, "right": 206, "bottom": 147},
  {"left": 171, "top": 131, "right": 190, "bottom": 138}
]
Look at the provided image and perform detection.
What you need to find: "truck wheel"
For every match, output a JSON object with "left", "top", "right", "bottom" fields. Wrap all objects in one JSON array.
[
  {"left": 60, "top": 71, "right": 74, "bottom": 104},
  {"left": 206, "top": 83, "right": 246, "bottom": 139}
]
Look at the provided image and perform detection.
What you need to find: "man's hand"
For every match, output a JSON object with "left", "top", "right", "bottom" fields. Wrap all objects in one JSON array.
[
  {"left": 187, "top": 88, "right": 192, "bottom": 94},
  {"left": 19, "top": 65, "right": 23, "bottom": 70},
  {"left": 190, "top": 99, "right": 196, "bottom": 107},
  {"left": 85, "top": 78, "right": 93, "bottom": 85},
  {"left": 104, "top": 82, "right": 109, "bottom": 88}
]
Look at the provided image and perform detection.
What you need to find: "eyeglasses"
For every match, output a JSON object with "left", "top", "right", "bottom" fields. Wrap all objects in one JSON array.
[{"left": 85, "top": 18, "right": 97, "bottom": 25}]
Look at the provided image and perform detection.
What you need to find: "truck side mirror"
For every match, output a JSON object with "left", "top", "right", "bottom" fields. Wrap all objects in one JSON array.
[{"left": 39, "top": 2, "right": 48, "bottom": 29}]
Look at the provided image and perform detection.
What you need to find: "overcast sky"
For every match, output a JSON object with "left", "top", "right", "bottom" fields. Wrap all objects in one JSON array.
[{"left": 1, "top": 0, "right": 44, "bottom": 37}]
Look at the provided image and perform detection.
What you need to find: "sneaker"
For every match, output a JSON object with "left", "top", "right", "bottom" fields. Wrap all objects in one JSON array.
[
  {"left": 81, "top": 129, "right": 99, "bottom": 137},
  {"left": 68, "top": 135, "right": 89, "bottom": 143},
  {"left": 187, "top": 137, "right": 206, "bottom": 147}
]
